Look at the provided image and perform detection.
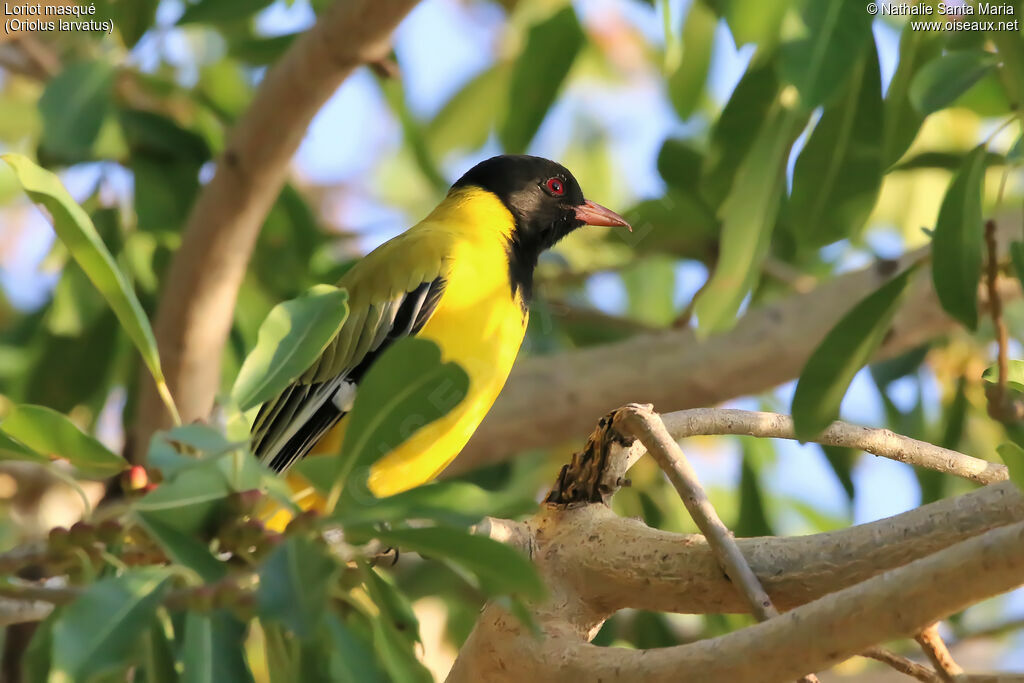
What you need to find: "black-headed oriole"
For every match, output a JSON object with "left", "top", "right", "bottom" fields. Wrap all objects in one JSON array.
[{"left": 251, "top": 155, "right": 630, "bottom": 502}]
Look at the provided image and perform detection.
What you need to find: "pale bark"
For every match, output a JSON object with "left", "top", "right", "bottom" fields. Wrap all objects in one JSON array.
[
  {"left": 449, "top": 404, "right": 1024, "bottom": 682},
  {"left": 449, "top": 521, "right": 1024, "bottom": 683}
]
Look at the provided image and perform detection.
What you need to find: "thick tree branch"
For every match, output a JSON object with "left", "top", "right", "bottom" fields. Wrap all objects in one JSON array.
[
  {"left": 449, "top": 520, "right": 1024, "bottom": 683},
  {"left": 132, "top": 0, "right": 419, "bottom": 456},
  {"left": 450, "top": 402, "right": 1024, "bottom": 681},
  {"left": 453, "top": 253, "right": 1022, "bottom": 474},
  {"left": 532, "top": 481, "right": 1023, "bottom": 616}
]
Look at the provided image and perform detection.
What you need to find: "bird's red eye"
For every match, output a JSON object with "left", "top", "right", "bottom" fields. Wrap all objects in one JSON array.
[{"left": 546, "top": 177, "right": 564, "bottom": 196}]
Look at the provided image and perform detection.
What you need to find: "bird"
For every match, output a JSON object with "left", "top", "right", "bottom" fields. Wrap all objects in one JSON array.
[{"left": 251, "top": 154, "right": 631, "bottom": 503}]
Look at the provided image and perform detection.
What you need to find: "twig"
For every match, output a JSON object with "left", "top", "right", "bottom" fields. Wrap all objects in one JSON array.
[
  {"left": 916, "top": 623, "right": 963, "bottom": 682},
  {"left": 617, "top": 405, "right": 779, "bottom": 621},
  {"left": 862, "top": 646, "right": 943, "bottom": 683},
  {"left": 658, "top": 408, "right": 1007, "bottom": 485},
  {"left": 615, "top": 405, "right": 820, "bottom": 683},
  {"left": 983, "top": 219, "right": 1024, "bottom": 422}
]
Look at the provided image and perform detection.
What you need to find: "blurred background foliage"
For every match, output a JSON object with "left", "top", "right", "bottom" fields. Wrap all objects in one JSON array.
[{"left": 1, "top": 0, "right": 1024, "bottom": 678}]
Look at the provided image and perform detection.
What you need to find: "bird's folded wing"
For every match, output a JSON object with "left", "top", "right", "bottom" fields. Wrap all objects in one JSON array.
[{"left": 252, "top": 231, "right": 450, "bottom": 473}]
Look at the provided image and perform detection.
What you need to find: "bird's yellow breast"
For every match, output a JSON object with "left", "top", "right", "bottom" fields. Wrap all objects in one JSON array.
[{"left": 306, "top": 188, "right": 529, "bottom": 498}]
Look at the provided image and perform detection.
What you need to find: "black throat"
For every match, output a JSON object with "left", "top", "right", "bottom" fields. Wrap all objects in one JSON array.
[
  {"left": 504, "top": 213, "right": 575, "bottom": 308},
  {"left": 450, "top": 155, "right": 584, "bottom": 312}
]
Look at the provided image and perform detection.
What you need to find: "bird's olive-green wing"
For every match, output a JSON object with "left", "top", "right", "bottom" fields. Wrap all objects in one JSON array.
[{"left": 251, "top": 230, "right": 451, "bottom": 473}]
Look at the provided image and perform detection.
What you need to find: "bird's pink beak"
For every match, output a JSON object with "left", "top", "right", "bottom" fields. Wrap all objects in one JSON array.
[{"left": 575, "top": 200, "right": 632, "bottom": 232}]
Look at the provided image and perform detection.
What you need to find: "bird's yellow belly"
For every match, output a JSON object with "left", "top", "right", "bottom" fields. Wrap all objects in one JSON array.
[
  {"left": 298, "top": 238, "right": 527, "bottom": 501},
  {"left": 366, "top": 247, "right": 526, "bottom": 496}
]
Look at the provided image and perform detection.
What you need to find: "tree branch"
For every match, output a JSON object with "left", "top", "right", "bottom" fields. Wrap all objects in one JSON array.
[
  {"left": 916, "top": 623, "right": 963, "bottom": 682},
  {"left": 132, "top": 0, "right": 420, "bottom": 457},
  {"left": 450, "top": 401, "right": 1024, "bottom": 681},
  {"left": 616, "top": 405, "right": 780, "bottom": 621},
  {"left": 452, "top": 250, "right": 1022, "bottom": 474},
  {"left": 449, "top": 520, "right": 1024, "bottom": 683},
  {"left": 656, "top": 408, "right": 1006, "bottom": 485},
  {"left": 531, "top": 481, "right": 1023, "bottom": 616},
  {"left": 862, "top": 647, "right": 943, "bottom": 683}
]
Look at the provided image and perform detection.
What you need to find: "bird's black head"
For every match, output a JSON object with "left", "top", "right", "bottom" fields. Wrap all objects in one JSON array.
[{"left": 452, "top": 154, "right": 630, "bottom": 302}]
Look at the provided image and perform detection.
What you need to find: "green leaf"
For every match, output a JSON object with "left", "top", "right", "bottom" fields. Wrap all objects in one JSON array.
[
  {"left": 909, "top": 50, "right": 999, "bottom": 115},
  {"left": 51, "top": 568, "right": 173, "bottom": 681},
  {"left": 883, "top": 25, "right": 944, "bottom": 166},
  {"left": 323, "top": 613, "right": 388, "bottom": 683},
  {"left": 779, "top": 0, "right": 873, "bottom": 109},
  {"left": 1008, "top": 132, "right": 1024, "bottom": 165},
  {"left": 695, "top": 103, "right": 800, "bottom": 335},
  {"left": 0, "top": 404, "right": 123, "bottom": 475},
  {"left": 369, "top": 613, "right": 433, "bottom": 683},
  {"left": 258, "top": 535, "right": 338, "bottom": 638},
  {"left": 788, "top": 49, "right": 883, "bottom": 247},
  {"left": 1010, "top": 241, "right": 1024, "bottom": 291},
  {"left": 892, "top": 150, "right": 1005, "bottom": 172},
  {"left": 982, "top": 360, "right": 1024, "bottom": 393},
  {"left": 330, "top": 338, "right": 469, "bottom": 500},
  {"left": 820, "top": 445, "right": 856, "bottom": 503},
  {"left": 24, "top": 607, "right": 59, "bottom": 683},
  {"left": 28, "top": 310, "right": 119, "bottom": 413},
  {"left": 869, "top": 345, "right": 929, "bottom": 388},
  {"left": 114, "top": 0, "right": 158, "bottom": 47},
  {"left": 38, "top": 60, "right": 115, "bottom": 162},
  {"left": 622, "top": 255, "right": 677, "bottom": 326},
  {"left": 334, "top": 480, "right": 523, "bottom": 527},
  {"left": 500, "top": 7, "right": 585, "bottom": 153},
  {"left": 2, "top": 154, "right": 180, "bottom": 422},
  {"left": 178, "top": 0, "right": 274, "bottom": 24},
  {"left": 143, "top": 619, "right": 178, "bottom": 683},
  {"left": 120, "top": 109, "right": 210, "bottom": 162},
  {"left": 791, "top": 265, "right": 919, "bottom": 440},
  {"left": 135, "top": 513, "right": 226, "bottom": 583},
  {"left": 229, "top": 33, "right": 299, "bottom": 66},
  {"left": 231, "top": 285, "right": 349, "bottom": 412},
  {"left": 181, "top": 611, "right": 255, "bottom": 683},
  {"left": 362, "top": 566, "right": 420, "bottom": 644},
  {"left": 164, "top": 423, "right": 240, "bottom": 456},
  {"left": 990, "top": 27, "right": 1024, "bottom": 109},
  {"left": 0, "top": 430, "right": 48, "bottom": 465},
  {"left": 997, "top": 442, "right": 1024, "bottom": 492},
  {"left": 668, "top": 0, "right": 715, "bottom": 119},
  {"left": 931, "top": 144, "right": 986, "bottom": 330},
  {"left": 252, "top": 183, "right": 322, "bottom": 297},
  {"left": 427, "top": 63, "right": 511, "bottom": 158},
  {"left": 657, "top": 138, "right": 704, "bottom": 193},
  {"left": 701, "top": 59, "right": 780, "bottom": 208},
  {"left": 133, "top": 463, "right": 232, "bottom": 535},
  {"left": 724, "top": 0, "right": 790, "bottom": 50},
  {"left": 133, "top": 156, "right": 201, "bottom": 233},
  {"left": 736, "top": 441, "right": 774, "bottom": 537},
  {"left": 372, "top": 526, "right": 545, "bottom": 600}
]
